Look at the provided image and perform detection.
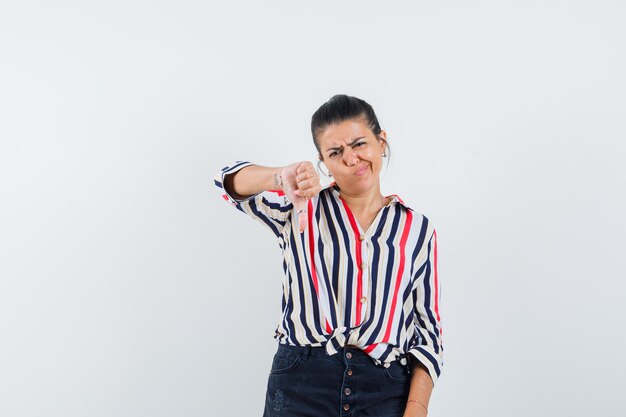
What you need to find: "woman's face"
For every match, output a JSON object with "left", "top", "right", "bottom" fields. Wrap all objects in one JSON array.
[{"left": 317, "top": 118, "right": 387, "bottom": 195}]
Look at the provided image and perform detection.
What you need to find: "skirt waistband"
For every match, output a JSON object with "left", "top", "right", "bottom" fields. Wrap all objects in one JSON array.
[{"left": 275, "top": 342, "right": 405, "bottom": 367}]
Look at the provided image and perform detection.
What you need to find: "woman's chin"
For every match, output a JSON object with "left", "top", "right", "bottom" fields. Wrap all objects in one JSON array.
[{"left": 337, "top": 177, "right": 378, "bottom": 195}]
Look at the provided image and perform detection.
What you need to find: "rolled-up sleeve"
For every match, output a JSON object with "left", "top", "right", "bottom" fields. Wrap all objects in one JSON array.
[
  {"left": 407, "top": 227, "right": 443, "bottom": 385},
  {"left": 213, "top": 160, "right": 293, "bottom": 237}
]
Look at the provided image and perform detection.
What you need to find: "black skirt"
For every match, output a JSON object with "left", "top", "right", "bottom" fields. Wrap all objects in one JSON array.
[{"left": 263, "top": 343, "right": 411, "bottom": 417}]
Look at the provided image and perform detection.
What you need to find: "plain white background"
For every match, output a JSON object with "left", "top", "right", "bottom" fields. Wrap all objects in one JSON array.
[{"left": 1, "top": 1, "right": 625, "bottom": 416}]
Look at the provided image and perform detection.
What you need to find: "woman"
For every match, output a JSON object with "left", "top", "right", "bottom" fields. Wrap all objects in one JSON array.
[{"left": 213, "top": 94, "right": 443, "bottom": 417}]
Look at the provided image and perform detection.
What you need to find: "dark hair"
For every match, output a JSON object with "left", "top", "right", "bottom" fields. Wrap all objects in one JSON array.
[{"left": 310, "top": 94, "right": 391, "bottom": 162}]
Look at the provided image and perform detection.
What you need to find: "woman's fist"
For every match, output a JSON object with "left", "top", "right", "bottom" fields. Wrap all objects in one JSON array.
[{"left": 280, "top": 161, "right": 322, "bottom": 233}]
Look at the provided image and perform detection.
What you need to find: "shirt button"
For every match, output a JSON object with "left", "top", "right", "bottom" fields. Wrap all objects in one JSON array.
[
  {"left": 360, "top": 262, "right": 368, "bottom": 270},
  {"left": 344, "top": 388, "right": 351, "bottom": 395},
  {"left": 347, "top": 369, "right": 353, "bottom": 376},
  {"left": 346, "top": 352, "right": 352, "bottom": 359},
  {"left": 359, "top": 235, "right": 365, "bottom": 241},
  {"left": 360, "top": 296, "right": 367, "bottom": 304},
  {"left": 343, "top": 404, "right": 350, "bottom": 411}
]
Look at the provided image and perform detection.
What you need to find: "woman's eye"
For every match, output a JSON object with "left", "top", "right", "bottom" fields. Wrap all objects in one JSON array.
[
  {"left": 354, "top": 141, "right": 365, "bottom": 147},
  {"left": 329, "top": 150, "right": 341, "bottom": 157}
]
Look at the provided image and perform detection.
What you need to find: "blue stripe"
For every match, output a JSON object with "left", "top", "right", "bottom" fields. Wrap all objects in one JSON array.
[
  {"left": 282, "top": 270, "right": 296, "bottom": 344},
  {"left": 288, "top": 230, "right": 318, "bottom": 343},
  {"left": 413, "top": 347, "right": 441, "bottom": 377},
  {"left": 410, "top": 216, "right": 428, "bottom": 277},
  {"left": 364, "top": 207, "right": 401, "bottom": 344},
  {"left": 396, "top": 279, "right": 416, "bottom": 347},
  {"left": 262, "top": 195, "right": 293, "bottom": 213},
  {"left": 361, "top": 207, "right": 387, "bottom": 332},
  {"left": 319, "top": 194, "right": 341, "bottom": 305},
  {"left": 327, "top": 190, "right": 354, "bottom": 326},
  {"left": 421, "top": 237, "right": 440, "bottom": 353},
  {"left": 223, "top": 160, "right": 249, "bottom": 173},
  {"left": 249, "top": 199, "right": 280, "bottom": 237},
  {"left": 298, "top": 230, "right": 326, "bottom": 337},
  {"left": 378, "top": 344, "right": 395, "bottom": 363},
  {"left": 315, "top": 196, "right": 337, "bottom": 329}
]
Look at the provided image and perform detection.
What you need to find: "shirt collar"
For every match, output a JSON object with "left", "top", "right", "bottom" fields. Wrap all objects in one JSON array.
[{"left": 326, "top": 181, "right": 414, "bottom": 211}]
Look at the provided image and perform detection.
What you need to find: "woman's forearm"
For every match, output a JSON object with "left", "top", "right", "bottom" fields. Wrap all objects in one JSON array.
[
  {"left": 223, "top": 164, "right": 283, "bottom": 199},
  {"left": 403, "top": 364, "right": 434, "bottom": 417}
]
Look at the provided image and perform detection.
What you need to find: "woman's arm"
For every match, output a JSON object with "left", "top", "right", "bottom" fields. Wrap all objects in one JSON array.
[
  {"left": 403, "top": 224, "right": 443, "bottom": 416},
  {"left": 403, "top": 364, "right": 434, "bottom": 417},
  {"left": 223, "top": 165, "right": 283, "bottom": 199},
  {"left": 218, "top": 161, "right": 322, "bottom": 233}
]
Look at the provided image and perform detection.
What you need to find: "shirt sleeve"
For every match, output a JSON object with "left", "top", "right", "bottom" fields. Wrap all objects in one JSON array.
[
  {"left": 213, "top": 160, "right": 293, "bottom": 237},
  {"left": 407, "top": 226, "right": 444, "bottom": 386}
]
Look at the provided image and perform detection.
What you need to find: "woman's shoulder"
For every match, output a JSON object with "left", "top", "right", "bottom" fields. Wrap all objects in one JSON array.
[
  {"left": 388, "top": 195, "right": 435, "bottom": 232},
  {"left": 314, "top": 182, "right": 340, "bottom": 202}
]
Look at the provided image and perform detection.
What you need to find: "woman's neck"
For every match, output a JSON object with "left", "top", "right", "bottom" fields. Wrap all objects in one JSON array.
[{"left": 339, "top": 185, "right": 387, "bottom": 215}]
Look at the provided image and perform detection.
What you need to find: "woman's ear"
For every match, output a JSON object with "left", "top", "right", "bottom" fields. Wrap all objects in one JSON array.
[{"left": 378, "top": 130, "right": 388, "bottom": 151}]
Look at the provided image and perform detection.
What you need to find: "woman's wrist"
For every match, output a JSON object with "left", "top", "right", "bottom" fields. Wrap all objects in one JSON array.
[
  {"left": 404, "top": 399, "right": 428, "bottom": 417},
  {"left": 273, "top": 168, "right": 284, "bottom": 191},
  {"left": 406, "top": 399, "right": 427, "bottom": 410}
]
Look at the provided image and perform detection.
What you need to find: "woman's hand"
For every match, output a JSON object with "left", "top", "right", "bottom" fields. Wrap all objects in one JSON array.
[{"left": 280, "top": 161, "right": 322, "bottom": 233}]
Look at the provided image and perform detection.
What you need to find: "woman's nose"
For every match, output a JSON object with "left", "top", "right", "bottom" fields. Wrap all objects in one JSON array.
[{"left": 342, "top": 147, "right": 360, "bottom": 166}]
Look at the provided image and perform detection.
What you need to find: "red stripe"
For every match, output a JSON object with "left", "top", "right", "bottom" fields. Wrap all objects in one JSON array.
[
  {"left": 221, "top": 194, "right": 229, "bottom": 201},
  {"left": 382, "top": 210, "right": 413, "bottom": 342},
  {"left": 433, "top": 229, "right": 441, "bottom": 328},
  {"left": 268, "top": 189, "right": 285, "bottom": 196},
  {"left": 363, "top": 343, "right": 377, "bottom": 354},
  {"left": 338, "top": 196, "right": 363, "bottom": 326},
  {"left": 307, "top": 199, "right": 332, "bottom": 334}
]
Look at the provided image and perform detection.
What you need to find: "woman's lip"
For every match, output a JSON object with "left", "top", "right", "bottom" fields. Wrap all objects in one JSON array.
[{"left": 354, "top": 165, "right": 368, "bottom": 176}]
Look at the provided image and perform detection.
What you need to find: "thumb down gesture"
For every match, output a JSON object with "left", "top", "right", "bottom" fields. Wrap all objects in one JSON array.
[{"left": 280, "top": 161, "right": 323, "bottom": 233}]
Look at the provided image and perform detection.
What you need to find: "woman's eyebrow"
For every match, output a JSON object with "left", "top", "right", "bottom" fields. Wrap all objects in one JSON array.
[{"left": 325, "top": 137, "right": 366, "bottom": 152}]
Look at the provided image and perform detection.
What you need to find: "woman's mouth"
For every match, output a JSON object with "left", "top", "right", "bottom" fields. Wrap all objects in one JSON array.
[{"left": 354, "top": 164, "right": 369, "bottom": 176}]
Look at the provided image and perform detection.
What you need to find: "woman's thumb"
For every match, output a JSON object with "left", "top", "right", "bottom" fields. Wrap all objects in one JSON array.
[{"left": 295, "top": 201, "right": 308, "bottom": 233}]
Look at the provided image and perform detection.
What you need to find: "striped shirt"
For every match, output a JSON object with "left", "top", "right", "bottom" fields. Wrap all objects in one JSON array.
[{"left": 213, "top": 160, "right": 443, "bottom": 384}]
